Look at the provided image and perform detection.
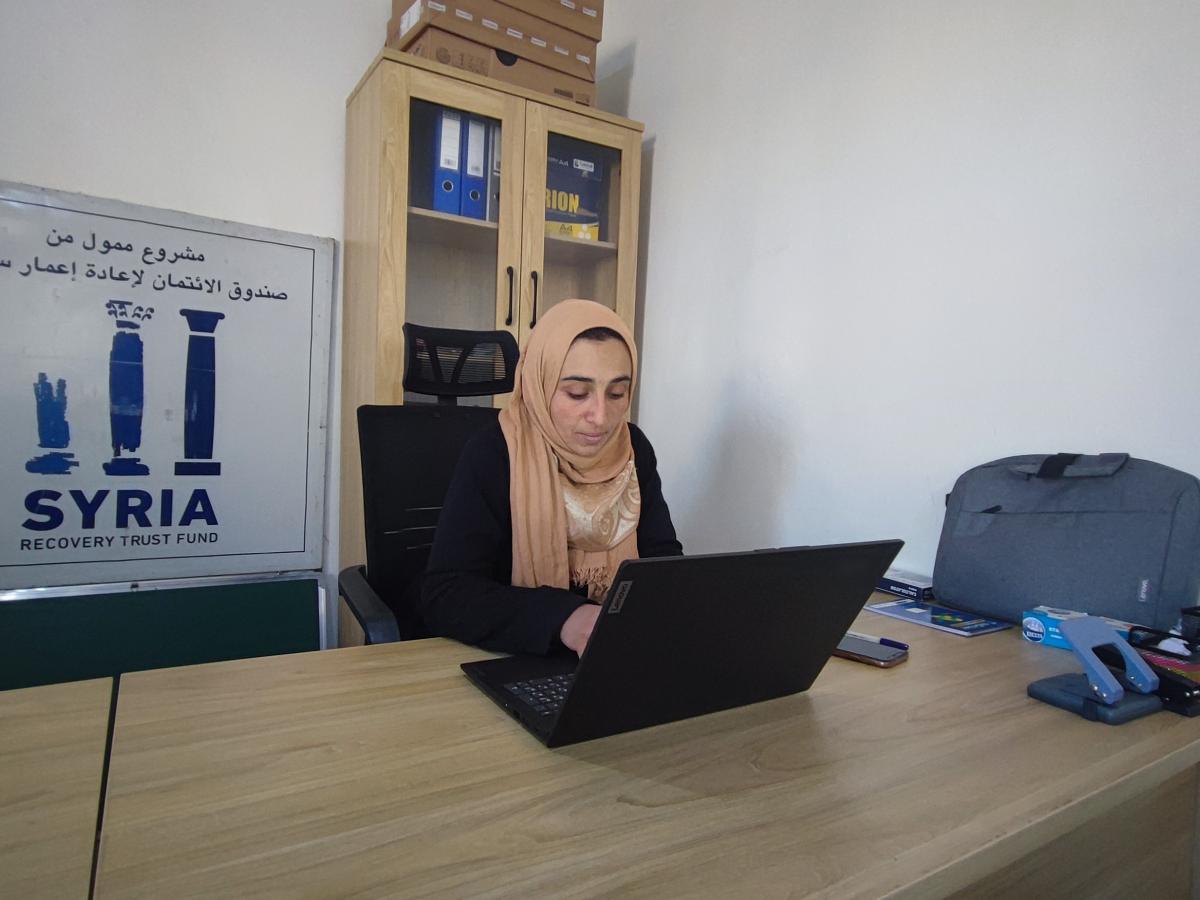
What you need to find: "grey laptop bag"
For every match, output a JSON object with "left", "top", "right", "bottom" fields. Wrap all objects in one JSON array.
[{"left": 933, "top": 453, "right": 1200, "bottom": 632}]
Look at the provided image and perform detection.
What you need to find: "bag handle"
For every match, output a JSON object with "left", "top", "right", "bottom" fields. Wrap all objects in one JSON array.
[
  {"left": 1035, "top": 453, "right": 1079, "bottom": 478},
  {"left": 1009, "top": 453, "right": 1130, "bottom": 479}
]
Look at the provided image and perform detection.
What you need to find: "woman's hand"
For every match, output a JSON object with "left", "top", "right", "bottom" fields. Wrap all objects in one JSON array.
[{"left": 559, "top": 603, "right": 601, "bottom": 657}]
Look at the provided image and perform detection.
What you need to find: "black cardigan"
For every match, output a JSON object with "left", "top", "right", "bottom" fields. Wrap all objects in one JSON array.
[{"left": 420, "top": 421, "right": 683, "bottom": 655}]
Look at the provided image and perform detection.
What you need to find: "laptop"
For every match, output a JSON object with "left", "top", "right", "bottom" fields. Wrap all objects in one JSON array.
[{"left": 461, "top": 539, "right": 903, "bottom": 747}]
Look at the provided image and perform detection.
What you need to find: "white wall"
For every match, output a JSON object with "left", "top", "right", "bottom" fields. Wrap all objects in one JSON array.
[
  {"left": 0, "top": 0, "right": 386, "bottom": 235},
  {"left": 0, "top": 0, "right": 389, "bottom": 644},
  {"left": 599, "top": 0, "right": 1200, "bottom": 573},
  {"left": 4, "top": 0, "right": 1197, "bottom": 614}
]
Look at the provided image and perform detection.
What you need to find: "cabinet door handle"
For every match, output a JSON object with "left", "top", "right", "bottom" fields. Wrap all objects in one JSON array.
[
  {"left": 529, "top": 271, "right": 539, "bottom": 329},
  {"left": 505, "top": 266, "right": 514, "bottom": 326}
]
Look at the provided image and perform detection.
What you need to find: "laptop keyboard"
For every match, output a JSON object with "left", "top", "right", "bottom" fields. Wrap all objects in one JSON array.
[{"left": 504, "top": 673, "right": 575, "bottom": 717}]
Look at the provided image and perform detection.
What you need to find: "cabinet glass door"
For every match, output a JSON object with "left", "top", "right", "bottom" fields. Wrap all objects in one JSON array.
[
  {"left": 402, "top": 70, "right": 524, "bottom": 403},
  {"left": 521, "top": 105, "right": 640, "bottom": 344}
]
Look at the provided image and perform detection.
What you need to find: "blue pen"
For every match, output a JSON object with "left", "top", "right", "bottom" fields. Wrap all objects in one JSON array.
[{"left": 847, "top": 630, "right": 910, "bottom": 651}]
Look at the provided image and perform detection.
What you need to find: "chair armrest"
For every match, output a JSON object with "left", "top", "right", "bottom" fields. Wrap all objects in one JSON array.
[{"left": 338, "top": 565, "right": 400, "bottom": 645}]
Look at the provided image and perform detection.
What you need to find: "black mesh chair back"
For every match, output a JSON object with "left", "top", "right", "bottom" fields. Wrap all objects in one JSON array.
[
  {"left": 357, "top": 403, "right": 501, "bottom": 639},
  {"left": 348, "top": 325, "right": 519, "bottom": 641},
  {"left": 403, "top": 323, "right": 518, "bottom": 405}
]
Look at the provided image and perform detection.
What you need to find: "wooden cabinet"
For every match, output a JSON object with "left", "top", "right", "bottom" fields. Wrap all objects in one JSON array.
[{"left": 340, "top": 50, "right": 644, "bottom": 585}]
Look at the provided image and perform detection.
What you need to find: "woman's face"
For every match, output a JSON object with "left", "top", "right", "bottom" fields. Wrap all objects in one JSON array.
[{"left": 549, "top": 337, "right": 633, "bottom": 457}]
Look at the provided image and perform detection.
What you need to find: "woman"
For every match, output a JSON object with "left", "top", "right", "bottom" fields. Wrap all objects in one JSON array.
[{"left": 420, "top": 299, "right": 682, "bottom": 656}]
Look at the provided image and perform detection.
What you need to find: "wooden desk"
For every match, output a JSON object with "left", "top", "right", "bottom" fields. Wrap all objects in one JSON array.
[
  {"left": 96, "top": 609, "right": 1200, "bottom": 898},
  {"left": 0, "top": 678, "right": 112, "bottom": 899}
]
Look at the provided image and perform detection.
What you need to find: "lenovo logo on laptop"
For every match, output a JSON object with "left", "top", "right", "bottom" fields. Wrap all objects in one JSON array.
[{"left": 608, "top": 580, "right": 631, "bottom": 614}]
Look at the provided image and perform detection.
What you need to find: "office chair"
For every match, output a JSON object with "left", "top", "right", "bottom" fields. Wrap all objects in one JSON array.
[{"left": 338, "top": 323, "right": 519, "bottom": 644}]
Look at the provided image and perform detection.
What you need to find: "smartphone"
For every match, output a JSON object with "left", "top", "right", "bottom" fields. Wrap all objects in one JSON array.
[{"left": 833, "top": 635, "right": 908, "bottom": 668}]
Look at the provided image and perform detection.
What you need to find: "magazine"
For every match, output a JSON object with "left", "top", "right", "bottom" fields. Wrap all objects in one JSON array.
[{"left": 865, "top": 599, "right": 1012, "bottom": 637}]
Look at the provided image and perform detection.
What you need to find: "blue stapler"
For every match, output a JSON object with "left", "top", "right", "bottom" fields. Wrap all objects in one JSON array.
[{"left": 1027, "top": 616, "right": 1163, "bottom": 724}]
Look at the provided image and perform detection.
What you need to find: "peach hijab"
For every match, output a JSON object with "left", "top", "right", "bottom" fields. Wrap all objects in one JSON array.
[{"left": 499, "top": 300, "right": 641, "bottom": 601}]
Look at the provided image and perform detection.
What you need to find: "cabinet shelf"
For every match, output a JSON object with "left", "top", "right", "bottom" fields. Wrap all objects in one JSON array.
[
  {"left": 408, "top": 207, "right": 498, "bottom": 253},
  {"left": 544, "top": 233, "right": 617, "bottom": 266}
]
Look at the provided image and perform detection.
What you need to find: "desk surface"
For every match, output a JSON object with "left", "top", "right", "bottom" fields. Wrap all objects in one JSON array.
[
  {"left": 0, "top": 677, "right": 112, "bottom": 900},
  {"left": 96, "top": 605, "right": 1200, "bottom": 899}
]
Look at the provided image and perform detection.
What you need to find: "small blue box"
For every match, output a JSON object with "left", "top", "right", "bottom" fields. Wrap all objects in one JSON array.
[{"left": 1021, "top": 606, "right": 1137, "bottom": 650}]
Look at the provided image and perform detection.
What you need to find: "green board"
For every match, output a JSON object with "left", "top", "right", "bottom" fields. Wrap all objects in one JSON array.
[{"left": 0, "top": 578, "right": 320, "bottom": 691}]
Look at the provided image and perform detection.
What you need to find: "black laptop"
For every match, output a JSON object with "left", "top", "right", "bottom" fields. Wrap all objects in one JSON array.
[{"left": 461, "top": 539, "right": 903, "bottom": 747}]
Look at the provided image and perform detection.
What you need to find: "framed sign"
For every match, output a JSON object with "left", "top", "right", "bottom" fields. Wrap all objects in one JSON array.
[{"left": 0, "top": 182, "right": 334, "bottom": 588}]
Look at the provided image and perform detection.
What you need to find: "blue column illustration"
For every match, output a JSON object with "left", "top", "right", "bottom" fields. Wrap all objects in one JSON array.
[
  {"left": 175, "top": 309, "right": 225, "bottom": 476},
  {"left": 26, "top": 372, "right": 78, "bottom": 474},
  {"left": 103, "top": 299, "right": 153, "bottom": 476}
]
